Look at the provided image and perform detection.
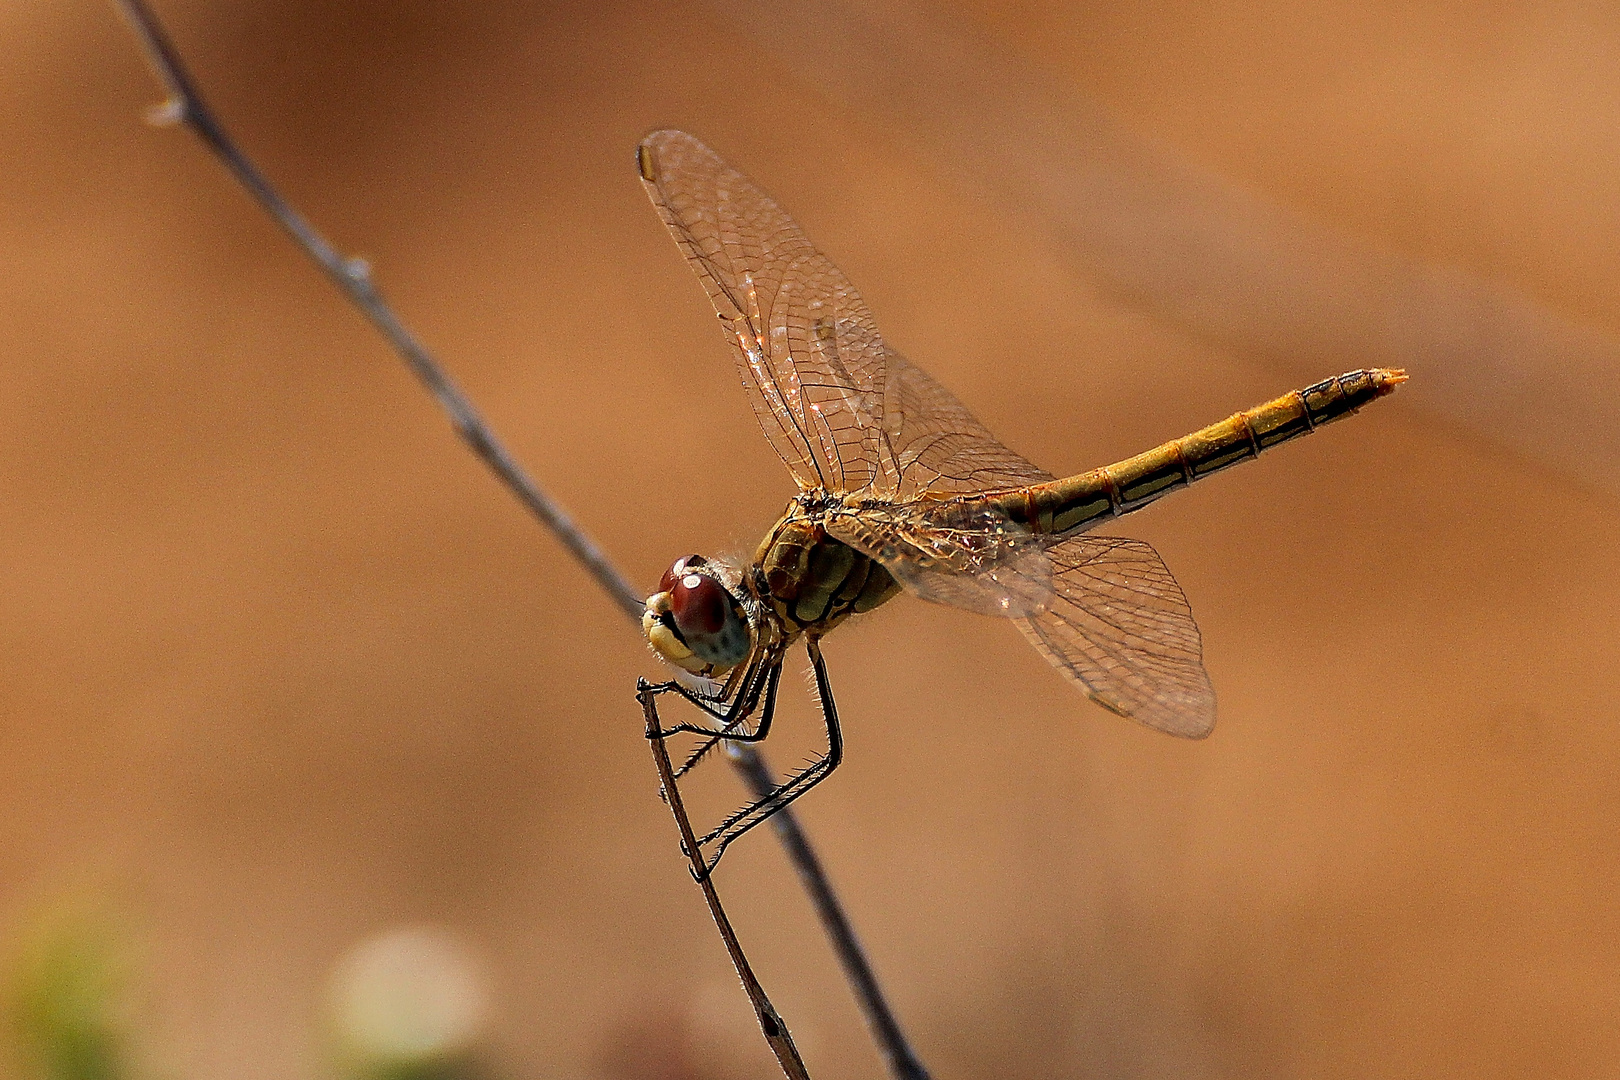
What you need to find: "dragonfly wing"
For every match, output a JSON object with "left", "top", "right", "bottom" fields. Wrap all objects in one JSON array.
[
  {"left": 882, "top": 348, "right": 1054, "bottom": 497},
  {"left": 826, "top": 502, "right": 1053, "bottom": 617},
  {"left": 639, "top": 130, "right": 889, "bottom": 494},
  {"left": 1013, "top": 535, "right": 1215, "bottom": 738}
]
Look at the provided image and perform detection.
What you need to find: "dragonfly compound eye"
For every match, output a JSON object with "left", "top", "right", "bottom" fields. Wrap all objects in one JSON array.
[
  {"left": 644, "top": 556, "right": 748, "bottom": 673},
  {"left": 658, "top": 554, "right": 706, "bottom": 595},
  {"left": 662, "top": 568, "right": 751, "bottom": 670},
  {"left": 670, "top": 572, "right": 729, "bottom": 636}
]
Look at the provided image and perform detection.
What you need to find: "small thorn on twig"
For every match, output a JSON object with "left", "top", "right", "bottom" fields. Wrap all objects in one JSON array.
[{"left": 144, "top": 98, "right": 186, "bottom": 127}]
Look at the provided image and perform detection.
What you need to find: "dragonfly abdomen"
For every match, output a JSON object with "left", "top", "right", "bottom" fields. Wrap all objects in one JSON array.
[{"left": 1003, "top": 368, "right": 1406, "bottom": 536}]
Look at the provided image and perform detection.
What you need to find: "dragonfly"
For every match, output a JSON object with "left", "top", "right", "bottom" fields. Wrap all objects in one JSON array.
[{"left": 634, "top": 129, "right": 1404, "bottom": 876}]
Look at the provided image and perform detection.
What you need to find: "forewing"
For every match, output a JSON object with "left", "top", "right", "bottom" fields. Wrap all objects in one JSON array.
[
  {"left": 883, "top": 348, "right": 1053, "bottom": 498},
  {"left": 826, "top": 501, "right": 1053, "bottom": 617},
  {"left": 639, "top": 130, "right": 888, "bottom": 493},
  {"left": 1014, "top": 535, "right": 1215, "bottom": 738}
]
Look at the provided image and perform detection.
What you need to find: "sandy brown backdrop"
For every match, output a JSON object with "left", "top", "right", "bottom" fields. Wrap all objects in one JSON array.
[{"left": 4, "top": 2, "right": 1620, "bottom": 1078}]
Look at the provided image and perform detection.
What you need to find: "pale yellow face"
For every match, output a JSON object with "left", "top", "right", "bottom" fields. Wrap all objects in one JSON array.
[{"left": 641, "top": 589, "right": 713, "bottom": 675}]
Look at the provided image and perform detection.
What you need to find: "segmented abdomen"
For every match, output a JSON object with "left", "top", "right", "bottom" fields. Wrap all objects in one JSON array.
[{"left": 993, "top": 368, "right": 1406, "bottom": 536}]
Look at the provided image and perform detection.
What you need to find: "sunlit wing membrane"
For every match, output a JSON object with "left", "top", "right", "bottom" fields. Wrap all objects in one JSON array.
[
  {"left": 1012, "top": 535, "right": 1216, "bottom": 737},
  {"left": 882, "top": 348, "right": 1053, "bottom": 498},
  {"left": 639, "top": 130, "right": 890, "bottom": 494},
  {"left": 826, "top": 501, "right": 1053, "bottom": 617}
]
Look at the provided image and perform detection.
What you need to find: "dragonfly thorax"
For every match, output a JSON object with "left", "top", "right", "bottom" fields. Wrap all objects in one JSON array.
[{"left": 754, "top": 501, "right": 901, "bottom": 635}]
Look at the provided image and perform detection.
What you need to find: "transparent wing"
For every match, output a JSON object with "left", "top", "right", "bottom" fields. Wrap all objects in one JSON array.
[
  {"left": 639, "top": 129, "right": 888, "bottom": 494},
  {"left": 1013, "top": 535, "right": 1215, "bottom": 738},
  {"left": 640, "top": 130, "right": 1052, "bottom": 501},
  {"left": 882, "top": 348, "right": 1053, "bottom": 498},
  {"left": 826, "top": 501, "right": 1053, "bottom": 617}
]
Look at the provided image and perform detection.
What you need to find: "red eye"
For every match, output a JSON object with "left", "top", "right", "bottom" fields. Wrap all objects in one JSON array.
[
  {"left": 670, "top": 572, "right": 729, "bottom": 636},
  {"left": 659, "top": 555, "right": 704, "bottom": 595}
]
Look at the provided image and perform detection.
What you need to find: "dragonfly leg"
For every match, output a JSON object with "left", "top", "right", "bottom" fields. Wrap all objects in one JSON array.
[
  {"left": 638, "top": 660, "right": 787, "bottom": 870},
  {"left": 672, "top": 662, "right": 784, "bottom": 782},
  {"left": 643, "top": 653, "right": 776, "bottom": 738},
  {"left": 689, "top": 636, "right": 844, "bottom": 878}
]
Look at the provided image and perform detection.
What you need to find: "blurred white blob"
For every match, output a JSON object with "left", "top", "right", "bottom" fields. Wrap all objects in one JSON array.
[{"left": 326, "top": 926, "right": 490, "bottom": 1071}]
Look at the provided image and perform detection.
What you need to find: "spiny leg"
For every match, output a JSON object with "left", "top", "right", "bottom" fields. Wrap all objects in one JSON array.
[
  {"left": 643, "top": 651, "right": 776, "bottom": 740},
  {"left": 641, "top": 657, "right": 783, "bottom": 813},
  {"left": 637, "top": 677, "right": 721, "bottom": 877},
  {"left": 645, "top": 659, "right": 753, "bottom": 726},
  {"left": 639, "top": 663, "right": 790, "bottom": 874},
  {"left": 674, "top": 662, "right": 784, "bottom": 781},
  {"left": 693, "top": 635, "right": 844, "bottom": 877}
]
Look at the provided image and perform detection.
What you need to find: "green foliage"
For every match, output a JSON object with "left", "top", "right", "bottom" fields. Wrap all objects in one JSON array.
[{"left": 6, "top": 908, "right": 128, "bottom": 1080}]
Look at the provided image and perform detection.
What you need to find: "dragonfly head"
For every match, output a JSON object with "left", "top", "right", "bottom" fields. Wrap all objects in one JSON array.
[{"left": 643, "top": 555, "right": 753, "bottom": 676}]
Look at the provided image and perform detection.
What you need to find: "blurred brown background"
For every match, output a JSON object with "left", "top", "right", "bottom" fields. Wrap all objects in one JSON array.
[{"left": 5, "top": 1, "right": 1620, "bottom": 1077}]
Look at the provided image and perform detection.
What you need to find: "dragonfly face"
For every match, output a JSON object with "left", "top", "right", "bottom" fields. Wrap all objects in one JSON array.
[
  {"left": 641, "top": 502, "right": 905, "bottom": 680},
  {"left": 643, "top": 554, "right": 754, "bottom": 677}
]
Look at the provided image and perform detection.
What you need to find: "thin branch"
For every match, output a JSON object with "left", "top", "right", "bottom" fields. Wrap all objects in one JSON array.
[
  {"left": 728, "top": 743, "right": 932, "bottom": 1080},
  {"left": 110, "top": 3, "right": 929, "bottom": 1078},
  {"left": 641, "top": 688, "right": 812, "bottom": 1080},
  {"left": 114, "top": 0, "right": 643, "bottom": 621}
]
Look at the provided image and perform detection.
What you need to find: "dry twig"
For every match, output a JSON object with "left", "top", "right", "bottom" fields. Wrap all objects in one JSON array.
[{"left": 109, "top": 3, "right": 932, "bottom": 1078}]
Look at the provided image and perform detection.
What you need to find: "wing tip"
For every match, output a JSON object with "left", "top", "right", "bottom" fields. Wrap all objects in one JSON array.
[
  {"left": 636, "top": 129, "right": 696, "bottom": 183},
  {"left": 1178, "top": 711, "right": 1217, "bottom": 740},
  {"left": 638, "top": 127, "right": 690, "bottom": 147},
  {"left": 1092, "top": 691, "right": 1216, "bottom": 739}
]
